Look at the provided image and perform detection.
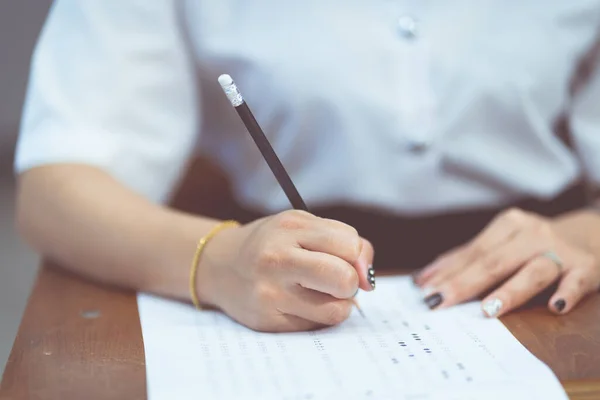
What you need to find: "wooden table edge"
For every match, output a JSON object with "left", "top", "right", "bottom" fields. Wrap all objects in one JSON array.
[{"left": 1, "top": 264, "right": 599, "bottom": 400}]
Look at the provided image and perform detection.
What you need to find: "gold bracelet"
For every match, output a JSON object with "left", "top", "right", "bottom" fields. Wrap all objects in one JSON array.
[{"left": 189, "top": 220, "right": 240, "bottom": 310}]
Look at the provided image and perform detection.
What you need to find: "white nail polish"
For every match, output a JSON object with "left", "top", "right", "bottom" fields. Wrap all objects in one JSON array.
[
  {"left": 482, "top": 298, "right": 503, "bottom": 318},
  {"left": 368, "top": 265, "right": 375, "bottom": 276}
]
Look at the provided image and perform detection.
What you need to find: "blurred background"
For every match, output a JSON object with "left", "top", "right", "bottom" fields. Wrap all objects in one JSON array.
[{"left": 0, "top": 0, "right": 52, "bottom": 377}]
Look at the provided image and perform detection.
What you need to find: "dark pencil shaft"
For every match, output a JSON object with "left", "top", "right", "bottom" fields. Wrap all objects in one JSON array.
[{"left": 235, "top": 102, "right": 308, "bottom": 211}]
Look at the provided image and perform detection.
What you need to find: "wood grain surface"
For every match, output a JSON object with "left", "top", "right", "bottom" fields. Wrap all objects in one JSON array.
[
  {"left": 1, "top": 263, "right": 599, "bottom": 400},
  {"left": 0, "top": 265, "right": 146, "bottom": 400},
  {"left": 502, "top": 294, "right": 600, "bottom": 382}
]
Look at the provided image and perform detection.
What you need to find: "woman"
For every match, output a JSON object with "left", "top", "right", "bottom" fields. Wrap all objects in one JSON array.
[{"left": 15, "top": 1, "right": 600, "bottom": 332}]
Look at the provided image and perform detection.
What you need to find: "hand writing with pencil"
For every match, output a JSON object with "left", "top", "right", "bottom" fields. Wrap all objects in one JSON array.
[
  {"left": 198, "top": 210, "right": 375, "bottom": 332},
  {"left": 206, "top": 76, "right": 375, "bottom": 332},
  {"left": 414, "top": 207, "right": 600, "bottom": 318}
]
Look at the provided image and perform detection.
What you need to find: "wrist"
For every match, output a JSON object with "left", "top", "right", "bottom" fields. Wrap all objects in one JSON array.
[
  {"left": 149, "top": 211, "right": 238, "bottom": 307},
  {"left": 195, "top": 221, "right": 244, "bottom": 309}
]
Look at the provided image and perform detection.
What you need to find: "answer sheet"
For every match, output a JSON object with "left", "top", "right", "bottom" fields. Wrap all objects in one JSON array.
[{"left": 138, "top": 276, "right": 568, "bottom": 400}]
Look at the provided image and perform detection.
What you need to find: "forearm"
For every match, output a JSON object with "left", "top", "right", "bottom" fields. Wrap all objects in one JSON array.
[{"left": 16, "top": 164, "right": 222, "bottom": 303}]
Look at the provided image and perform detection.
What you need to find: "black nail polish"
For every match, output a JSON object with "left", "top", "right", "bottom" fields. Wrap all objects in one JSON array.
[
  {"left": 368, "top": 267, "right": 376, "bottom": 289},
  {"left": 554, "top": 299, "right": 566, "bottom": 312},
  {"left": 424, "top": 293, "right": 443, "bottom": 309}
]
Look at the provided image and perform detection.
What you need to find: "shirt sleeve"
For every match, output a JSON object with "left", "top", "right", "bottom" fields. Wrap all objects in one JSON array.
[
  {"left": 14, "top": 0, "right": 199, "bottom": 204},
  {"left": 569, "top": 40, "right": 600, "bottom": 190}
]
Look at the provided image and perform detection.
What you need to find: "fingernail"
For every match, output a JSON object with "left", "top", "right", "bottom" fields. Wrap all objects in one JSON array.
[
  {"left": 482, "top": 298, "right": 503, "bottom": 318},
  {"left": 353, "top": 288, "right": 359, "bottom": 298},
  {"left": 368, "top": 265, "right": 376, "bottom": 290},
  {"left": 424, "top": 293, "right": 443, "bottom": 309},
  {"left": 554, "top": 299, "right": 566, "bottom": 313}
]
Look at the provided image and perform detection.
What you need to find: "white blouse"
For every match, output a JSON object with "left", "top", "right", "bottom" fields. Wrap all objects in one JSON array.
[{"left": 14, "top": 1, "right": 600, "bottom": 216}]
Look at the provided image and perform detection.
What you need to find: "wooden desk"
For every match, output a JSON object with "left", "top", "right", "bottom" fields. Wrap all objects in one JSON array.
[{"left": 2, "top": 263, "right": 600, "bottom": 400}]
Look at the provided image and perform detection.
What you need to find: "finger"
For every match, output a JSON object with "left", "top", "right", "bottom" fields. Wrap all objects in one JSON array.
[
  {"left": 472, "top": 208, "right": 531, "bottom": 250},
  {"left": 427, "top": 231, "right": 552, "bottom": 307},
  {"left": 296, "top": 218, "right": 363, "bottom": 265},
  {"left": 480, "top": 255, "right": 560, "bottom": 318},
  {"left": 413, "top": 246, "right": 464, "bottom": 286},
  {"left": 356, "top": 238, "right": 376, "bottom": 291},
  {"left": 284, "top": 247, "right": 359, "bottom": 299},
  {"left": 280, "top": 285, "right": 354, "bottom": 327},
  {"left": 419, "top": 209, "right": 525, "bottom": 289},
  {"left": 549, "top": 268, "right": 600, "bottom": 314}
]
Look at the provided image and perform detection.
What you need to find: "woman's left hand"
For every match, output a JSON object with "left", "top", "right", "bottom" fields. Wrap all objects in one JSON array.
[{"left": 413, "top": 208, "right": 600, "bottom": 317}]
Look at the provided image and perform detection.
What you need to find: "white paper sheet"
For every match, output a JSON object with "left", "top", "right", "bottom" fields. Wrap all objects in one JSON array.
[{"left": 138, "top": 276, "right": 568, "bottom": 400}]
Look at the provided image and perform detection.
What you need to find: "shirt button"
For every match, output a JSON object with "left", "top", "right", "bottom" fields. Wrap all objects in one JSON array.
[
  {"left": 406, "top": 138, "right": 430, "bottom": 153},
  {"left": 397, "top": 15, "right": 418, "bottom": 39}
]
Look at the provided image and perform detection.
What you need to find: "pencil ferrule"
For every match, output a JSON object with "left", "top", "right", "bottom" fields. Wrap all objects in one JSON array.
[{"left": 223, "top": 83, "right": 244, "bottom": 107}]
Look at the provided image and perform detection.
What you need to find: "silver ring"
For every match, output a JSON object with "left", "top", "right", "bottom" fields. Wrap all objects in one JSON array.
[{"left": 541, "top": 251, "right": 564, "bottom": 274}]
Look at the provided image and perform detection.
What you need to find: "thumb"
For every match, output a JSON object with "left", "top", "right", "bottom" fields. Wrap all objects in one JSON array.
[{"left": 355, "top": 238, "right": 375, "bottom": 292}]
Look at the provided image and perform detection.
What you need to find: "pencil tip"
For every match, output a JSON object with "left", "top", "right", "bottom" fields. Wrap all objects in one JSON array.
[{"left": 353, "top": 301, "right": 366, "bottom": 318}]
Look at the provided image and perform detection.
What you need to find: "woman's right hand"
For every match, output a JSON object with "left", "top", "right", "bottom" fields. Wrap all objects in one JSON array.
[{"left": 199, "top": 210, "right": 375, "bottom": 332}]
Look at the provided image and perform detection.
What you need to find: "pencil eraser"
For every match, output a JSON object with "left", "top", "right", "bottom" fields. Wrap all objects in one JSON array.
[
  {"left": 218, "top": 74, "right": 234, "bottom": 88},
  {"left": 218, "top": 74, "right": 243, "bottom": 106}
]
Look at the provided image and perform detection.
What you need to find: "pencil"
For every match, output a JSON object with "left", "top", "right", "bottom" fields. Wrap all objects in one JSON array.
[{"left": 218, "top": 74, "right": 365, "bottom": 318}]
